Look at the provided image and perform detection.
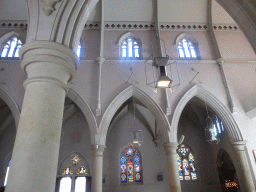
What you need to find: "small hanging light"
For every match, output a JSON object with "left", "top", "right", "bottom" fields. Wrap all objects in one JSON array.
[{"left": 205, "top": 102, "right": 220, "bottom": 144}]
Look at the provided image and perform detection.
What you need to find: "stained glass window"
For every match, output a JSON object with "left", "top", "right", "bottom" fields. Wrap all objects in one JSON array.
[
  {"left": 177, "top": 144, "right": 197, "bottom": 180},
  {"left": 120, "top": 145, "right": 142, "bottom": 183},
  {"left": 71, "top": 155, "right": 81, "bottom": 165},
  {"left": 178, "top": 39, "right": 197, "bottom": 59},
  {"left": 1, "top": 36, "right": 22, "bottom": 58},
  {"left": 121, "top": 38, "right": 140, "bottom": 58},
  {"left": 77, "top": 166, "right": 88, "bottom": 174},
  {"left": 4, "top": 159, "right": 11, "bottom": 186},
  {"left": 62, "top": 167, "right": 74, "bottom": 175}
]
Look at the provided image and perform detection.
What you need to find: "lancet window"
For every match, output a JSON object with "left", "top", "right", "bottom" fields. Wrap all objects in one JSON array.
[
  {"left": 121, "top": 38, "right": 140, "bottom": 59},
  {"left": 120, "top": 145, "right": 142, "bottom": 183},
  {"left": 1, "top": 36, "right": 22, "bottom": 58},
  {"left": 178, "top": 39, "right": 197, "bottom": 59},
  {"left": 177, "top": 144, "right": 197, "bottom": 180}
]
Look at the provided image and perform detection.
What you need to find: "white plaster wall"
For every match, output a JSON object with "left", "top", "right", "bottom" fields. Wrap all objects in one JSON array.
[
  {"left": 0, "top": 0, "right": 27, "bottom": 20},
  {"left": 158, "top": 0, "right": 207, "bottom": 23},
  {"left": 103, "top": 112, "right": 169, "bottom": 192},
  {"left": 104, "top": 0, "right": 153, "bottom": 22},
  {"left": 214, "top": 31, "right": 256, "bottom": 60},
  {"left": 212, "top": 0, "right": 236, "bottom": 24}
]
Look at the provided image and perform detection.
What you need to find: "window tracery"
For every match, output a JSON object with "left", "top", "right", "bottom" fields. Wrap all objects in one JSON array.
[
  {"left": 178, "top": 39, "right": 197, "bottom": 59},
  {"left": 1, "top": 36, "right": 22, "bottom": 58},
  {"left": 120, "top": 145, "right": 142, "bottom": 183},
  {"left": 121, "top": 38, "right": 140, "bottom": 59},
  {"left": 57, "top": 155, "right": 89, "bottom": 192},
  {"left": 177, "top": 144, "right": 197, "bottom": 180}
]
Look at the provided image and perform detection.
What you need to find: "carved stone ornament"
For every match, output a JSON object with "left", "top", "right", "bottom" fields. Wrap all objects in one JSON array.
[{"left": 41, "top": 0, "right": 61, "bottom": 16}]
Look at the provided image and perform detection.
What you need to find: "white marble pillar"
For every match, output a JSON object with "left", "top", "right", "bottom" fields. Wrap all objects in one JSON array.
[
  {"left": 5, "top": 41, "right": 77, "bottom": 192},
  {"left": 232, "top": 141, "right": 256, "bottom": 192},
  {"left": 91, "top": 145, "right": 106, "bottom": 192},
  {"left": 164, "top": 142, "right": 181, "bottom": 192}
]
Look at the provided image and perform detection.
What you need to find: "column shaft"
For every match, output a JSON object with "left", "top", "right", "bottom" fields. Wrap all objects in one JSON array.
[
  {"left": 91, "top": 145, "right": 106, "bottom": 192},
  {"left": 164, "top": 142, "right": 181, "bottom": 192},
  {"left": 5, "top": 41, "right": 77, "bottom": 192},
  {"left": 232, "top": 141, "right": 256, "bottom": 192}
]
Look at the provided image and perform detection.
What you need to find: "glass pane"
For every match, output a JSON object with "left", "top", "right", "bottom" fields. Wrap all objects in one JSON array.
[
  {"left": 1, "top": 46, "right": 9, "bottom": 57},
  {"left": 177, "top": 155, "right": 183, "bottom": 180},
  {"left": 134, "top": 154, "right": 141, "bottom": 182},
  {"left": 178, "top": 48, "right": 185, "bottom": 58},
  {"left": 128, "top": 39, "right": 133, "bottom": 57},
  {"left": 8, "top": 38, "right": 18, "bottom": 57},
  {"left": 183, "top": 159, "right": 190, "bottom": 180},
  {"left": 59, "top": 177, "right": 72, "bottom": 192},
  {"left": 178, "top": 145, "right": 188, "bottom": 155},
  {"left": 122, "top": 48, "right": 126, "bottom": 57},
  {"left": 134, "top": 48, "right": 139, "bottom": 58},
  {"left": 14, "top": 45, "right": 21, "bottom": 58},
  {"left": 190, "top": 47, "right": 197, "bottom": 58},
  {"left": 76, "top": 44, "right": 81, "bottom": 58},
  {"left": 72, "top": 155, "right": 81, "bottom": 165},
  {"left": 62, "top": 167, "right": 73, "bottom": 175},
  {"left": 75, "top": 177, "right": 86, "bottom": 192},
  {"left": 127, "top": 159, "right": 134, "bottom": 182},
  {"left": 77, "top": 166, "right": 87, "bottom": 174},
  {"left": 4, "top": 159, "right": 11, "bottom": 186},
  {"left": 182, "top": 40, "right": 191, "bottom": 58}
]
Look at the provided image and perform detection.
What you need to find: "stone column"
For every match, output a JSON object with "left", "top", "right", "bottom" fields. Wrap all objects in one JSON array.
[
  {"left": 232, "top": 141, "right": 256, "bottom": 192},
  {"left": 5, "top": 41, "right": 77, "bottom": 192},
  {"left": 91, "top": 145, "right": 106, "bottom": 192},
  {"left": 163, "top": 142, "right": 181, "bottom": 192}
]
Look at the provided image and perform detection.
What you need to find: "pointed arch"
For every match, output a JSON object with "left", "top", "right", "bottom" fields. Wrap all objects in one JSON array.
[
  {"left": 170, "top": 85, "right": 243, "bottom": 143},
  {"left": 98, "top": 85, "right": 170, "bottom": 145},
  {"left": 66, "top": 89, "right": 97, "bottom": 145},
  {"left": 0, "top": 88, "right": 20, "bottom": 128}
]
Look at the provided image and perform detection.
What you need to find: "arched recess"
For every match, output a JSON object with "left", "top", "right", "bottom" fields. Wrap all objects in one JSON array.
[
  {"left": 98, "top": 85, "right": 170, "bottom": 145},
  {"left": 66, "top": 89, "right": 97, "bottom": 145},
  {"left": 0, "top": 88, "right": 20, "bottom": 128},
  {"left": 170, "top": 85, "right": 243, "bottom": 143},
  {"left": 216, "top": 0, "right": 256, "bottom": 54}
]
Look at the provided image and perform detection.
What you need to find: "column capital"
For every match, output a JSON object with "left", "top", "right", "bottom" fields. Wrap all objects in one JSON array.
[
  {"left": 232, "top": 140, "right": 247, "bottom": 151},
  {"left": 20, "top": 41, "right": 78, "bottom": 82},
  {"left": 163, "top": 142, "right": 178, "bottom": 153},
  {"left": 91, "top": 145, "right": 106, "bottom": 157}
]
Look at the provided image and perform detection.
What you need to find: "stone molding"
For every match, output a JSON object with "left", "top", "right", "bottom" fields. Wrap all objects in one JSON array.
[
  {"left": 170, "top": 85, "right": 243, "bottom": 143},
  {"left": 41, "top": 0, "right": 61, "bottom": 16},
  {"left": 91, "top": 145, "right": 106, "bottom": 157},
  {"left": 163, "top": 142, "right": 178, "bottom": 154},
  {"left": 19, "top": 41, "right": 78, "bottom": 81},
  {"left": 232, "top": 140, "right": 247, "bottom": 151},
  {"left": 23, "top": 76, "right": 69, "bottom": 94}
]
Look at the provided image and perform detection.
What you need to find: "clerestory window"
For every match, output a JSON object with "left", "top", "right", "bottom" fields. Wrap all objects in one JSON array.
[
  {"left": 1, "top": 36, "right": 22, "bottom": 58},
  {"left": 76, "top": 42, "right": 82, "bottom": 58},
  {"left": 121, "top": 38, "right": 140, "bottom": 59},
  {"left": 178, "top": 39, "right": 197, "bottom": 59},
  {"left": 4, "top": 158, "right": 11, "bottom": 186}
]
